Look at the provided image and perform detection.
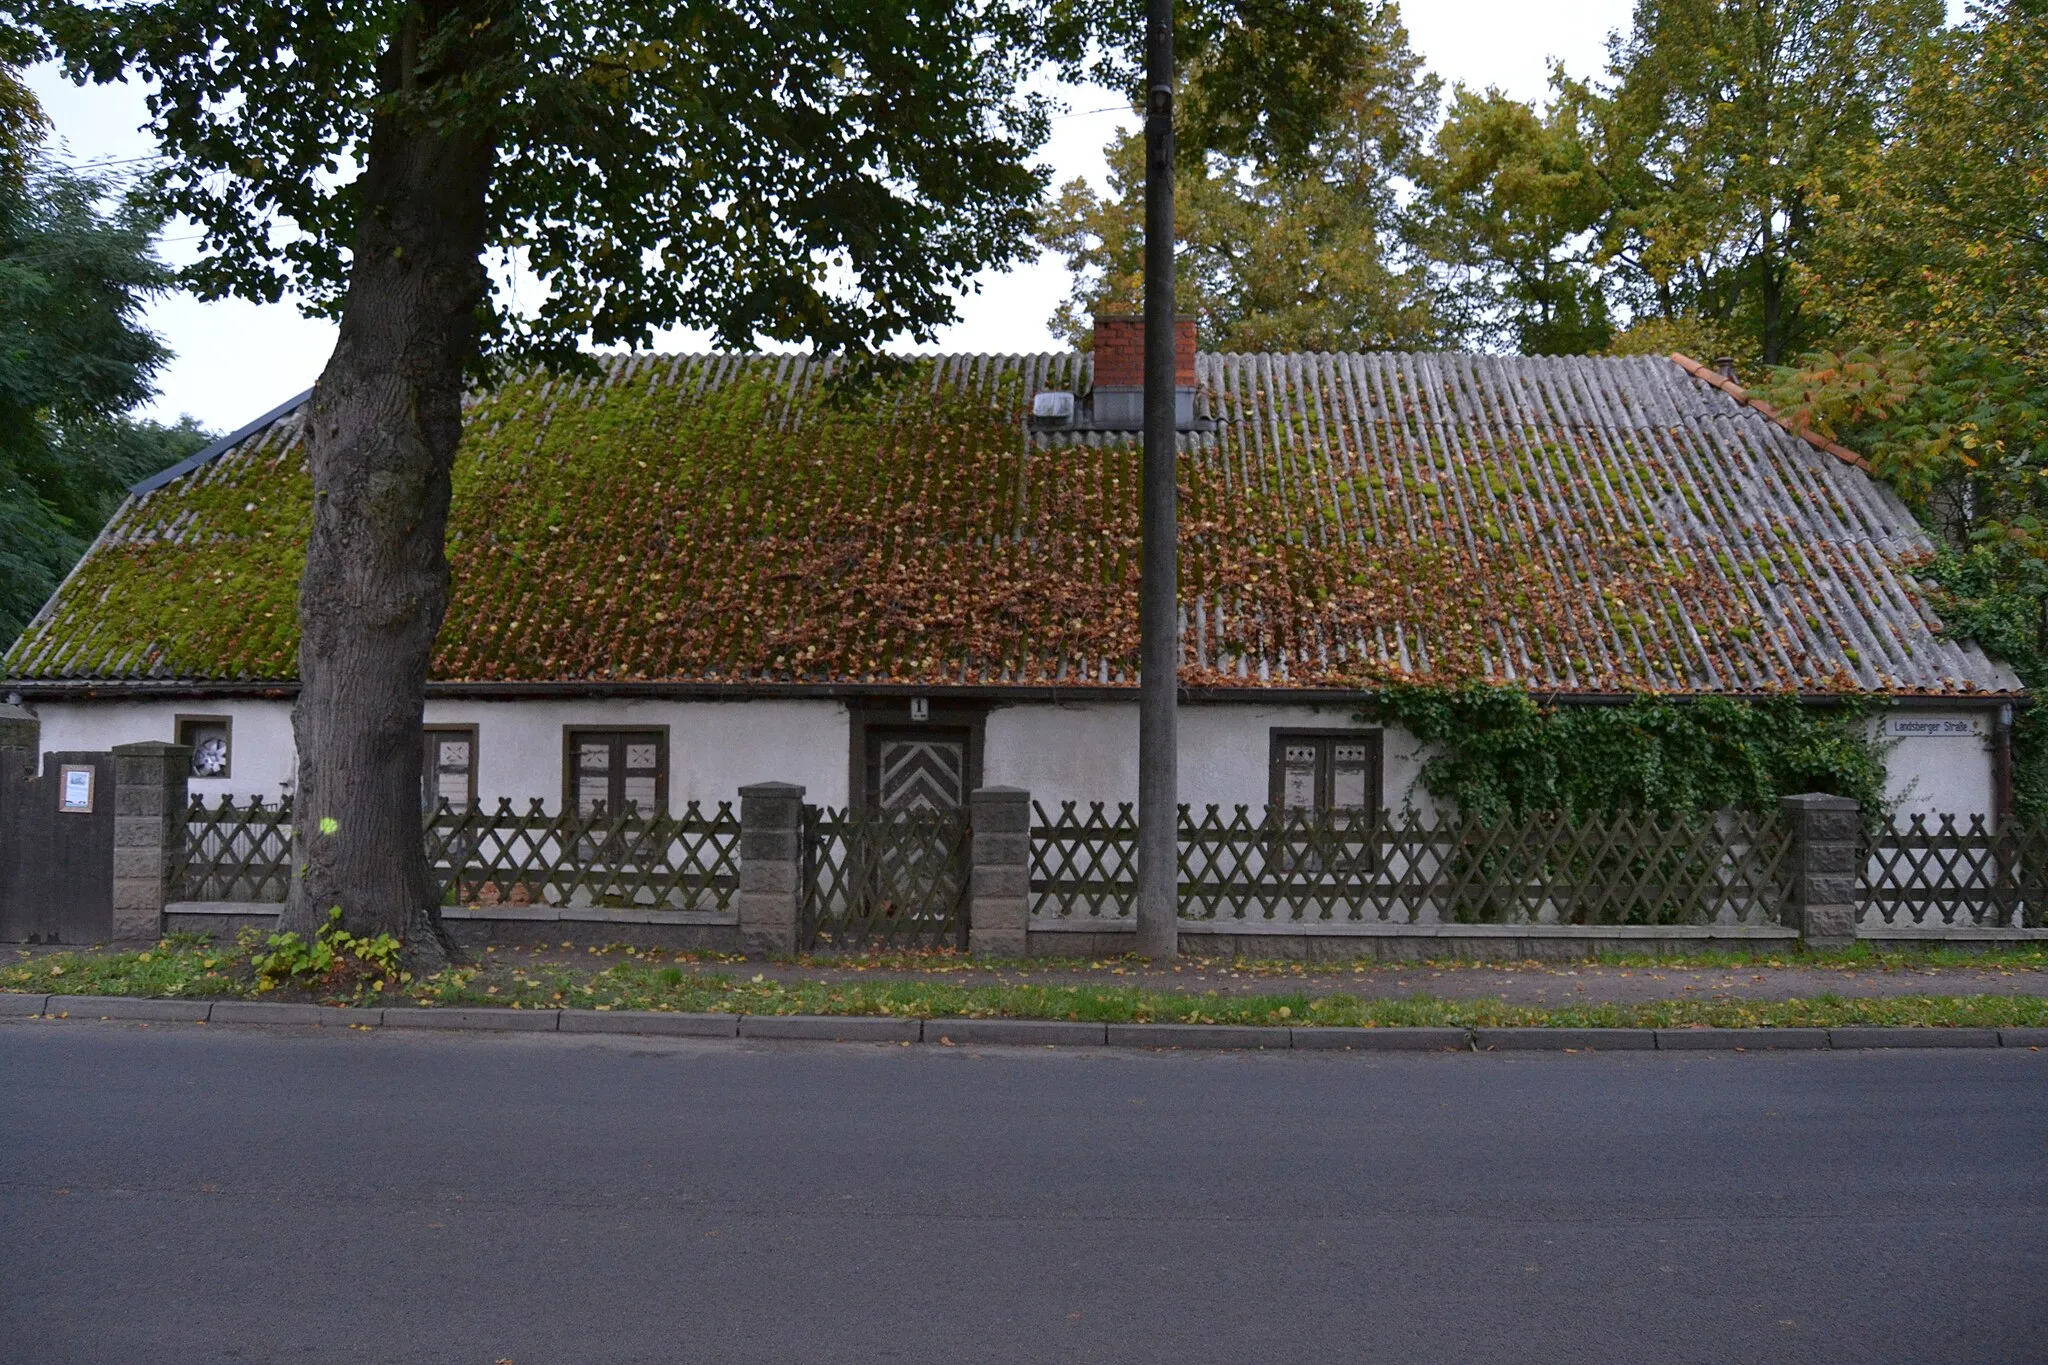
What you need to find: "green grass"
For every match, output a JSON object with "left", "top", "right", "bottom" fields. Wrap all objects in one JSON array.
[
  {"left": 769, "top": 943, "right": 2048, "bottom": 974},
  {"left": 6, "top": 941, "right": 2047, "bottom": 1031}
]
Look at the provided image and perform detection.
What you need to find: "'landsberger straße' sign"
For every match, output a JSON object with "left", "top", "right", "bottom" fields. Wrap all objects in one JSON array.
[{"left": 1882, "top": 715, "right": 1990, "bottom": 739}]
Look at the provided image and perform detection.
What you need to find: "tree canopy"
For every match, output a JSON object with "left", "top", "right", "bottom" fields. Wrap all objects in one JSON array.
[
  {"left": 1038, "top": 0, "right": 1450, "bottom": 352},
  {"left": 0, "top": 75, "right": 209, "bottom": 649}
]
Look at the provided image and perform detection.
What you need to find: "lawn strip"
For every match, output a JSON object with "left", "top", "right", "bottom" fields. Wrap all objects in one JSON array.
[{"left": 6, "top": 943, "right": 2048, "bottom": 1030}]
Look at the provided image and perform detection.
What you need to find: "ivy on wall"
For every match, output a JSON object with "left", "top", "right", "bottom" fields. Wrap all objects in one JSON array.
[{"left": 1361, "top": 683, "right": 1890, "bottom": 819}]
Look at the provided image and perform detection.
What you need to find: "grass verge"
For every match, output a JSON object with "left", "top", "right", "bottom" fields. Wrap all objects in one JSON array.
[{"left": 5, "top": 941, "right": 2047, "bottom": 1030}]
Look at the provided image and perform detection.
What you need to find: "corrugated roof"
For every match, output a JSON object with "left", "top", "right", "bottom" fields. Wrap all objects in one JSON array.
[{"left": 1, "top": 350, "right": 2019, "bottom": 696}]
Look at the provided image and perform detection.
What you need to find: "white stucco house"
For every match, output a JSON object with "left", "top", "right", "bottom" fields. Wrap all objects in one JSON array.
[{"left": 0, "top": 321, "right": 2021, "bottom": 825}]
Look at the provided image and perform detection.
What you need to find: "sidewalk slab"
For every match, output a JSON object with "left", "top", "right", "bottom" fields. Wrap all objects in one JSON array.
[
  {"left": 1655, "top": 1028, "right": 1829, "bottom": 1051},
  {"left": 0, "top": 993, "right": 49, "bottom": 1017},
  {"left": 381, "top": 1008, "right": 560, "bottom": 1032},
  {"left": 1290, "top": 1027, "right": 1470, "bottom": 1051},
  {"left": 738, "top": 1014, "right": 922, "bottom": 1043},
  {"left": 1105, "top": 1023, "right": 1288, "bottom": 1050},
  {"left": 208, "top": 1001, "right": 383, "bottom": 1027},
  {"left": 559, "top": 1011, "right": 739, "bottom": 1037},
  {"left": 1473, "top": 1028, "right": 1657, "bottom": 1051},
  {"left": 2000, "top": 1028, "right": 2048, "bottom": 1048},
  {"left": 925, "top": 1018, "right": 1108, "bottom": 1047},
  {"left": 45, "top": 996, "right": 211, "bottom": 1023},
  {"left": 1829, "top": 1027, "right": 1999, "bottom": 1049}
]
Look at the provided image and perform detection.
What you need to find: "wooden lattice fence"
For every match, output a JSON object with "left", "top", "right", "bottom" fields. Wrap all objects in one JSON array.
[
  {"left": 1031, "top": 804, "right": 1791, "bottom": 927},
  {"left": 172, "top": 796, "right": 294, "bottom": 903},
  {"left": 1860, "top": 814, "right": 2048, "bottom": 929},
  {"left": 170, "top": 796, "right": 740, "bottom": 912},
  {"left": 800, "top": 806, "right": 969, "bottom": 949}
]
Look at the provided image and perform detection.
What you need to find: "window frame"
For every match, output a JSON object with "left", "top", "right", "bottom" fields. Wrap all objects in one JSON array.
[
  {"left": 422, "top": 724, "right": 480, "bottom": 813},
  {"left": 1267, "top": 728, "right": 1384, "bottom": 816},
  {"left": 174, "top": 713, "right": 233, "bottom": 780},
  {"left": 561, "top": 726, "right": 670, "bottom": 817}
]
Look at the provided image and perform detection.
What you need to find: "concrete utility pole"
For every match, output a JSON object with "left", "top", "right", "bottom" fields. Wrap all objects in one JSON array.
[{"left": 1134, "top": 0, "right": 1179, "bottom": 960}]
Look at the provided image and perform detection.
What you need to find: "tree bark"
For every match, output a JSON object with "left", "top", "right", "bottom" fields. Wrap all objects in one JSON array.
[{"left": 279, "top": 8, "right": 498, "bottom": 968}]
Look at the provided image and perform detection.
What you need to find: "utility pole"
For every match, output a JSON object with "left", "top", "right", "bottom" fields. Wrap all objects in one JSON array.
[{"left": 1134, "top": 0, "right": 1178, "bottom": 960}]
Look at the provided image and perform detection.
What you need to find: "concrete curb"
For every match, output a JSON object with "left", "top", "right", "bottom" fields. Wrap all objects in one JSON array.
[
  {"left": 926, "top": 1019, "right": 1109, "bottom": 1047},
  {"left": 1655, "top": 1027, "right": 1830, "bottom": 1050},
  {"left": 1829, "top": 1026, "right": 2000, "bottom": 1049},
  {"left": 738, "top": 1014, "right": 922, "bottom": 1042},
  {"left": 1474, "top": 1027, "right": 1658, "bottom": 1051},
  {"left": 6, "top": 992, "right": 2048, "bottom": 1052},
  {"left": 45, "top": 995, "right": 213, "bottom": 1023},
  {"left": 381, "top": 1008, "right": 561, "bottom": 1032},
  {"left": 1289, "top": 1027, "right": 1470, "bottom": 1051},
  {"left": 559, "top": 1011, "right": 740, "bottom": 1037},
  {"left": 208, "top": 1001, "right": 383, "bottom": 1027},
  {"left": 1107, "top": 1023, "right": 1287, "bottom": 1050}
]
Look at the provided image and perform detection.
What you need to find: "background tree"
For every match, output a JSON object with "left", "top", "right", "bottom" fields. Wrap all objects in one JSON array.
[
  {"left": 27, "top": 0, "right": 1373, "bottom": 963},
  {"left": 1755, "top": 0, "right": 2048, "bottom": 807},
  {"left": 1410, "top": 0, "right": 1940, "bottom": 367},
  {"left": 1040, "top": 0, "right": 1449, "bottom": 352},
  {"left": 1595, "top": 0, "right": 1941, "bottom": 366},
  {"left": 0, "top": 70, "right": 209, "bottom": 650},
  {"left": 1407, "top": 78, "right": 1612, "bottom": 355}
]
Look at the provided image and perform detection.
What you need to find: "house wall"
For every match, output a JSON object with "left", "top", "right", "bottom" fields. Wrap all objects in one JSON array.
[
  {"left": 29, "top": 699, "right": 298, "bottom": 803},
  {"left": 1874, "top": 709, "right": 1998, "bottom": 822},
  {"left": 424, "top": 698, "right": 850, "bottom": 810},
  {"left": 14, "top": 694, "right": 2002, "bottom": 821},
  {"left": 983, "top": 699, "right": 1434, "bottom": 815}
]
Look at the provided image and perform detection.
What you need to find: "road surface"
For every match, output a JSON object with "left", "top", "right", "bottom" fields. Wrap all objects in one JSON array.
[{"left": 2, "top": 1019, "right": 2043, "bottom": 1363}]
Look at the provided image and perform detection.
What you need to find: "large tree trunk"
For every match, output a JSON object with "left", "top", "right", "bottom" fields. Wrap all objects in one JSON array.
[{"left": 279, "top": 10, "right": 497, "bottom": 967}]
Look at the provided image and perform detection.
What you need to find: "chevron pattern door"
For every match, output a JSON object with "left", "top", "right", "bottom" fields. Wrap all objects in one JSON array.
[{"left": 871, "top": 731, "right": 968, "bottom": 812}]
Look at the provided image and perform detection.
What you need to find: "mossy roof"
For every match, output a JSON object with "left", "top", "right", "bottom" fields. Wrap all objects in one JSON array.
[{"left": 1, "top": 350, "right": 2020, "bottom": 697}]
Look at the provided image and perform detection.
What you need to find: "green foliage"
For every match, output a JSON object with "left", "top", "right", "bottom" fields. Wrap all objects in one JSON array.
[
  {"left": 1412, "top": 0, "right": 1941, "bottom": 365},
  {"left": 0, "top": 117, "right": 210, "bottom": 650},
  {"left": 31, "top": 0, "right": 1383, "bottom": 365},
  {"left": 249, "top": 907, "right": 407, "bottom": 1000},
  {"left": 1363, "top": 683, "right": 1889, "bottom": 819},
  {"left": 1408, "top": 78, "right": 1612, "bottom": 354},
  {"left": 1039, "top": 1, "right": 1453, "bottom": 352},
  {"left": 1753, "top": 2, "right": 2048, "bottom": 803}
]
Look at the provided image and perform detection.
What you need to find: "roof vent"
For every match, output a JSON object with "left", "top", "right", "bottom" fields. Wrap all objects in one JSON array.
[
  {"left": 1715, "top": 356, "right": 1738, "bottom": 381},
  {"left": 1032, "top": 390, "right": 1076, "bottom": 422}
]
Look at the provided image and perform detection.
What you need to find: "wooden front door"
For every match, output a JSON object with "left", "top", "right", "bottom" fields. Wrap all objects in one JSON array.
[{"left": 864, "top": 729, "right": 969, "bottom": 813}]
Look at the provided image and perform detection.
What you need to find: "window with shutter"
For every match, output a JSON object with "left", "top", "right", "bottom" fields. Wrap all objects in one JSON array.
[
  {"left": 1268, "top": 730, "right": 1382, "bottom": 814},
  {"left": 422, "top": 726, "right": 478, "bottom": 812},
  {"left": 563, "top": 729, "right": 668, "bottom": 815}
]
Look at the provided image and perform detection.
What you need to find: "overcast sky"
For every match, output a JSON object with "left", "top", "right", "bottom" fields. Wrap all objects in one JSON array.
[{"left": 28, "top": 1, "right": 1643, "bottom": 431}]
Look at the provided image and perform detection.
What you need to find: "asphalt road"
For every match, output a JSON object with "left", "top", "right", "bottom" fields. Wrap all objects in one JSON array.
[{"left": 2, "top": 1021, "right": 2044, "bottom": 1365}]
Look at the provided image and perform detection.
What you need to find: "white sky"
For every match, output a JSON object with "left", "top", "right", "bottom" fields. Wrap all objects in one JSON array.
[{"left": 28, "top": 1, "right": 1643, "bottom": 431}]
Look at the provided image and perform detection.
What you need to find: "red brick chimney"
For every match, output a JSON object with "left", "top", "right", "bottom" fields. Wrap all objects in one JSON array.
[{"left": 1092, "top": 313, "right": 1197, "bottom": 389}]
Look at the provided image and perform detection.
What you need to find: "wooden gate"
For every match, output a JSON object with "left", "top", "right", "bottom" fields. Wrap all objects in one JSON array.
[
  {"left": 800, "top": 805, "right": 969, "bottom": 949},
  {"left": 0, "top": 750, "right": 115, "bottom": 944}
]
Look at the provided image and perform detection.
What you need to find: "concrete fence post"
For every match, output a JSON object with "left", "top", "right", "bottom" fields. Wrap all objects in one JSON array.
[
  {"left": 1780, "top": 792, "right": 1860, "bottom": 949},
  {"left": 111, "top": 742, "right": 191, "bottom": 943},
  {"left": 968, "top": 786, "right": 1031, "bottom": 956},
  {"left": 737, "top": 781, "right": 805, "bottom": 954}
]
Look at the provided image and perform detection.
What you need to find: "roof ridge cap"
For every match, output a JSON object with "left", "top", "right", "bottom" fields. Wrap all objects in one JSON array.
[{"left": 1668, "top": 352, "right": 1871, "bottom": 473}]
